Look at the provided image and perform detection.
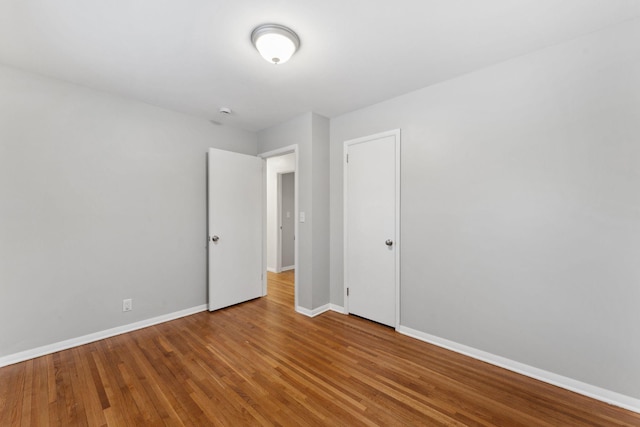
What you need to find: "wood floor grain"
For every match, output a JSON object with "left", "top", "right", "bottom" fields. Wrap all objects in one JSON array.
[{"left": 1, "top": 270, "right": 639, "bottom": 426}]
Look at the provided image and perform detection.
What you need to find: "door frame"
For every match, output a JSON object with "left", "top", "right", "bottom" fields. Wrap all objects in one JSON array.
[
  {"left": 259, "top": 145, "right": 299, "bottom": 308},
  {"left": 276, "top": 172, "right": 283, "bottom": 273},
  {"left": 343, "top": 129, "right": 401, "bottom": 328},
  {"left": 277, "top": 171, "right": 295, "bottom": 273}
]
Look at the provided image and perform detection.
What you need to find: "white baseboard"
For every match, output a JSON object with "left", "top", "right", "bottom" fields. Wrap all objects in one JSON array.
[
  {"left": 296, "top": 303, "right": 331, "bottom": 318},
  {"left": 0, "top": 304, "right": 208, "bottom": 368},
  {"left": 330, "top": 304, "right": 347, "bottom": 314},
  {"left": 296, "top": 304, "right": 344, "bottom": 317},
  {"left": 397, "top": 325, "right": 640, "bottom": 414},
  {"left": 267, "top": 267, "right": 278, "bottom": 273},
  {"left": 281, "top": 265, "right": 295, "bottom": 271}
]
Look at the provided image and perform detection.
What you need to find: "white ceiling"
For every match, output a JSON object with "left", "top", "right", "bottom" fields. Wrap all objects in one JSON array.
[{"left": 1, "top": 1, "right": 639, "bottom": 131}]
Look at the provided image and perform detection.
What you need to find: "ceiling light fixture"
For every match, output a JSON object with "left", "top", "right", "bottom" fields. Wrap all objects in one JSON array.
[{"left": 251, "top": 24, "right": 300, "bottom": 65}]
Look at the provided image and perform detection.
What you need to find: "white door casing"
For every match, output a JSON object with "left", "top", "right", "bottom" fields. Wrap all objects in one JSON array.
[
  {"left": 208, "top": 148, "right": 264, "bottom": 311},
  {"left": 344, "top": 130, "right": 400, "bottom": 327}
]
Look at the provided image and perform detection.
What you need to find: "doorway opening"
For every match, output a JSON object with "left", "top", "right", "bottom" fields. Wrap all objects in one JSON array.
[
  {"left": 277, "top": 172, "right": 295, "bottom": 272},
  {"left": 260, "top": 146, "right": 299, "bottom": 309}
]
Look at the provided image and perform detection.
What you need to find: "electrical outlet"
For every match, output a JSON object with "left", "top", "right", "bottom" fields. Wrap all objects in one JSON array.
[{"left": 122, "top": 298, "right": 132, "bottom": 312}]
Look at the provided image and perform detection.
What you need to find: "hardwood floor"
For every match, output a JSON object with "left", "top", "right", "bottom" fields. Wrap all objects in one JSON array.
[{"left": 1, "top": 270, "right": 639, "bottom": 426}]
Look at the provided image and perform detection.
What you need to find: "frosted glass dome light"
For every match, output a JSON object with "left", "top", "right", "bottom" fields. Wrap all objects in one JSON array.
[{"left": 251, "top": 24, "right": 300, "bottom": 65}]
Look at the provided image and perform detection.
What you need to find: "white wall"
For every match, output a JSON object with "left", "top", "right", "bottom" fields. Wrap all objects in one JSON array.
[
  {"left": 266, "top": 154, "right": 295, "bottom": 272},
  {"left": 311, "top": 114, "right": 331, "bottom": 308},
  {"left": 330, "top": 18, "right": 640, "bottom": 400},
  {"left": 258, "top": 113, "right": 330, "bottom": 310},
  {"left": 0, "top": 65, "right": 257, "bottom": 358}
]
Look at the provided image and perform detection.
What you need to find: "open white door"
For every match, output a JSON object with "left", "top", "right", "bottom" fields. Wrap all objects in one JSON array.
[{"left": 208, "top": 148, "right": 264, "bottom": 311}]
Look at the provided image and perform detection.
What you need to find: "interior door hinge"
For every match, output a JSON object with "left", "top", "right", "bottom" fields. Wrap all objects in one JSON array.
[
  {"left": 346, "top": 154, "right": 349, "bottom": 163},
  {"left": 347, "top": 287, "right": 349, "bottom": 297}
]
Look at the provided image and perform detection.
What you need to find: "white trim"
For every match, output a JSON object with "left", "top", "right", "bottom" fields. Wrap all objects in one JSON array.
[
  {"left": 0, "top": 305, "right": 208, "bottom": 368},
  {"left": 397, "top": 325, "right": 640, "bottom": 414},
  {"left": 266, "top": 267, "right": 278, "bottom": 273},
  {"left": 262, "top": 158, "right": 268, "bottom": 295},
  {"left": 259, "top": 145, "right": 299, "bottom": 310},
  {"left": 276, "top": 172, "right": 283, "bottom": 273},
  {"left": 343, "top": 129, "right": 401, "bottom": 328},
  {"left": 258, "top": 145, "right": 298, "bottom": 160},
  {"left": 281, "top": 265, "right": 295, "bottom": 271},
  {"left": 330, "top": 304, "right": 347, "bottom": 314},
  {"left": 296, "top": 304, "right": 331, "bottom": 318}
]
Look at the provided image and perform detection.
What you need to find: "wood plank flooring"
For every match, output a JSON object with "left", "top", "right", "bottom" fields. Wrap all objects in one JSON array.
[{"left": 1, "top": 270, "right": 639, "bottom": 426}]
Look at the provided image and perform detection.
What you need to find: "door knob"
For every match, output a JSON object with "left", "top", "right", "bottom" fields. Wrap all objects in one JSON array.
[
  {"left": 385, "top": 239, "right": 393, "bottom": 246},
  {"left": 211, "top": 235, "right": 220, "bottom": 242}
]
